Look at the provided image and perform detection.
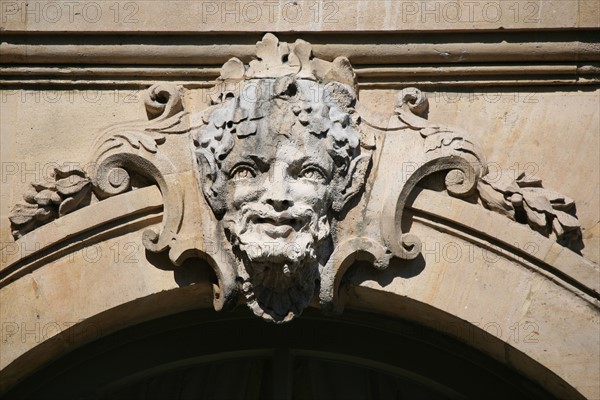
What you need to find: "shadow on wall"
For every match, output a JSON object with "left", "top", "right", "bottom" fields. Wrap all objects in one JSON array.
[{"left": 344, "top": 256, "right": 426, "bottom": 290}]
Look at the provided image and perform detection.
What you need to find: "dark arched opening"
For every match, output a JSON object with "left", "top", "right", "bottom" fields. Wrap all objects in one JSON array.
[{"left": 5, "top": 308, "right": 560, "bottom": 399}]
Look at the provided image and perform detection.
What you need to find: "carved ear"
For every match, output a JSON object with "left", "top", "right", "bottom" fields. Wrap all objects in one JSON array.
[
  {"left": 332, "top": 154, "right": 371, "bottom": 213},
  {"left": 197, "top": 150, "right": 227, "bottom": 217}
]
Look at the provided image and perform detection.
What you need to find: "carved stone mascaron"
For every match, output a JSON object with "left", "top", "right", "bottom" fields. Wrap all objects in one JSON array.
[{"left": 8, "top": 33, "right": 584, "bottom": 323}]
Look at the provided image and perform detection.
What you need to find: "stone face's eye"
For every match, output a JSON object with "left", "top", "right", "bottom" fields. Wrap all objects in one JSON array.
[
  {"left": 231, "top": 165, "right": 256, "bottom": 181},
  {"left": 300, "top": 166, "right": 326, "bottom": 182}
]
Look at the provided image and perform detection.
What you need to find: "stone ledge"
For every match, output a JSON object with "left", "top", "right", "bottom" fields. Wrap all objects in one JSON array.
[
  {"left": 3, "top": 184, "right": 597, "bottom": 304},
  {"left": 3, "top": 31, "right": 599, "bottom": 65},
  {"left": 2, "top": 64, "right": 599, "bottom": 88},
  {"left": 0, "top": 186, "right": 163, "bottom": 280}
]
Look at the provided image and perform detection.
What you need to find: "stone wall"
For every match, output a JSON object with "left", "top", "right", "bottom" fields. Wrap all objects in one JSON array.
[{"left": 1, "top": 1, "right": 599, "bottom": 398}]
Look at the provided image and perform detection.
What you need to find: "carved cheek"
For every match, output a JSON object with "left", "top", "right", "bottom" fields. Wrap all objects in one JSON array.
[
  {"left": 229, "top": 176, "right": 265, "bottom": 208},
  {"left": 290, "top": 180, "right": 330, "bottom": 210}
]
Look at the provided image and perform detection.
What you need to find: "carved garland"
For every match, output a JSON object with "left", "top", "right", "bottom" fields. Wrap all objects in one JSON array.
[{"left": 8, "top": 33, "right": 583, "bottom": 323}]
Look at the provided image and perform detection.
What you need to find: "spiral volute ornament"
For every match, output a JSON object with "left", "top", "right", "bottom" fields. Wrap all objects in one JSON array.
[
  {"left": 144, "top": 83, "right": 184, "bottom": 120},
  {"left": 93, "top": 156, "right": 132, "bottom": 198},
  {"left": 398, "top": 87, "right": 429, "bottom": 117}
]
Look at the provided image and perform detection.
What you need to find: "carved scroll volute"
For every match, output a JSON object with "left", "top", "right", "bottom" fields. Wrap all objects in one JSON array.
[
  {"left": 87, "top": 84, "right": 239, "bottom": 309},
  {"left": 164, "top": 162, "right": 240, "bottom": 312},
  {"left": 319, "top": 238, "right": 392, "bottom": 315},
  {"left": 143, "top": 84, "right": 184, "bottom": 121},
  {"left": 168, "top": 246, "right": 239, "bottom": 312},
  {"left": 88, "top": 84, "right": 186, "bottom": 254},
  {"left": 380, "top": 90, "right": 487, "bottom": 260}
]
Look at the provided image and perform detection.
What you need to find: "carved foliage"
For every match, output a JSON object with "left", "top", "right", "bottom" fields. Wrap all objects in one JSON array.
[
  {"left": 6, "top": 33, "right": 587, "bottom": 324},
  {"left": 9, "top": 83, "right": 186, "bottom": 240},
  {"left": 478, "top": 172, "right": 581, "bottom": 250},
  {"left": 212, "top": 33, "right": 356, "bottom": 104},
  {"left": 195, "top": 65, "right": 372, "bottom": 322},
  {"left": 379, "top": 90, "right": 487, "bottom": 262},
  {"left": 9, "top": 167, "right": 91, "bottom": 238},
  {"left": 380, "top": 84, "right": 582, "bottom": 266}
]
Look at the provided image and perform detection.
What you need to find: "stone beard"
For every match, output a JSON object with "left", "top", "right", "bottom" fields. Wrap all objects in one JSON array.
[{"left": 195, "top": 77, "right": 368, "bottom": 322}]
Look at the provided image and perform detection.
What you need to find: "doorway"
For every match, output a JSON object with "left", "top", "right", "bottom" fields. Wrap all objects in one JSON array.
[{"left": 4, "top": 308, "right": 559, "bottom": 399}]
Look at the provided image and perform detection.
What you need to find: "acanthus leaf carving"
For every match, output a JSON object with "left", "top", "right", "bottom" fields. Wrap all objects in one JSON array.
[
  {"left": 7, "top": 33, "right": 588, "bottom": 323},
  {"left": 9, "top": 167, "right": 92, "bottom": 238},
  {"left": 89, "top": 86, "right": 190, "bottom": 256},
  {"left": 194, "top": 71, "right": 372, "bottom": 322},
  {"left": 477, "top": 172, "right": 582, "bottom": 250},
  {"left": 380, "top": 90, "right": 487, "bottom": 262}
]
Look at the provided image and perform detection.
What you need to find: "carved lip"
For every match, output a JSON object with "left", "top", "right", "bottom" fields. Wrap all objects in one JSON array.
[{"left": 252, "top": 214, "right": 304, "bottom": 238}]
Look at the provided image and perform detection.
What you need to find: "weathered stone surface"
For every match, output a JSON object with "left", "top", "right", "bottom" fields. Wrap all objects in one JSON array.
[
  {"left": 1, "top": 24, "right": 599, "bottom": 400},
  {"left": 9, "top": 166, "right": 91, "bottom": 238},
  {"left": 6, "top": 34, "right": 590, "bottom": 325},
  {"left": 195, "top": 75, "right": 371, "bottom": 322},
  {"left": 190, "top": 35, "right": 373, "bottom": 321},
  {"left": 1, "top": 0, "right": 597, "bottom": 33}
]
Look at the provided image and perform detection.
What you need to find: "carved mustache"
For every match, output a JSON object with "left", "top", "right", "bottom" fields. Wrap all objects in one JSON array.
[{"left": 238, "top": 204, "right": 315, "bottom": 235}]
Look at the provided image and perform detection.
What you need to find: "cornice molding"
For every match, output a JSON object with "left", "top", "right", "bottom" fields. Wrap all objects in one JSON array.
[
  {"left": 3, "top": 31, "right": 599, "bottom": 87},
  {"left": 3, "top": 34, "right": 597, "bottom": 323},
  {"left": 2, "top": 64, "right": 599, "bottom": 88},
  {"left": 3, "top": 32, "right": 599, "bottom": 65}
]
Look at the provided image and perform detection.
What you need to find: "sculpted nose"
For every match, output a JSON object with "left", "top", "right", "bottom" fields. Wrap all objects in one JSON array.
[
  {"left": 264, "top": 169, "right": 294, "bottom": 211},
  {"left": 265, "top": 182, "right": 294, "bottom": 210},
  {"left": 266, "top": 196, "right": 293, "bottom": 211}
]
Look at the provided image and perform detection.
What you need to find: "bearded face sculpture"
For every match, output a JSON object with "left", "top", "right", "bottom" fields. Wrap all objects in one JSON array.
[{"left": 195, "top": 74, "right": 371, "bottom": 322}]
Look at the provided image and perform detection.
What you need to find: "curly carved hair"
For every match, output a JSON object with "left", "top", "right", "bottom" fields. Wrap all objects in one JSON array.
[
  {"left": 196, "top": 77, "right": 363, "bottom": 167},
  {"left": 194, "top": 77, "right": 371, "bottom": 216}
]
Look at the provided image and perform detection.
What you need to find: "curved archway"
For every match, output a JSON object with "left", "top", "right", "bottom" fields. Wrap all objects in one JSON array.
[{"left": 4, "top": 307, "right": 577, "bottom": 400}]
